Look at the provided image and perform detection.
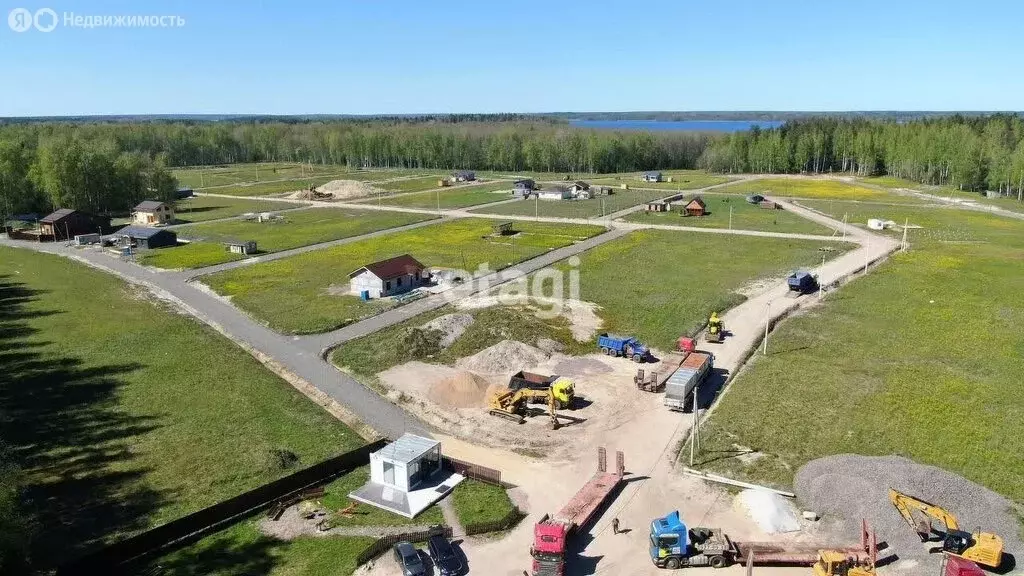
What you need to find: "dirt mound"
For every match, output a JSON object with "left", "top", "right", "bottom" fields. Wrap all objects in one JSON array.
[
  {"left": 289, "top": 179, "right": 378, "bottom": 200},
  {"left": 795, "top": 454, "right": 1024, "bottom": 570},
  {"left": 428, "top": 370, "right": 490, "bottom": 408},
  {"left": 456, "top": 340, "right": 549, "bottom": 374},
  {"left": 421, "top": 313, "right": 474, "bottom": 348}
]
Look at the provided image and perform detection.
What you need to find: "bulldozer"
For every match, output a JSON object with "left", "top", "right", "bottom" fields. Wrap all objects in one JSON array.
[
  {"left": 705, "top": 312, "right": 725, "bottom": 343},
  {"left": 889, "top": 488, "right": 1004, "bottom": 568},
  {"left": 487, "top": 378, "right": 575, "bottom": 429},
  {"left": 812, "top": 550, "right": 876, "bottom": 576}
]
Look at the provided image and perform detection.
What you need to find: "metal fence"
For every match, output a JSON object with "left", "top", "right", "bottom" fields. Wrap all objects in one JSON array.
[
  {"left": 57, "top": 439, "right": 386, "bottom": 576},
  {"left": 355, "top": 525, "right": 452, "bottom": 565}
]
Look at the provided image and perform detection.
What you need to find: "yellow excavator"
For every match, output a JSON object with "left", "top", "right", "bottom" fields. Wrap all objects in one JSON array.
[
  {"left": 487, "top": 378, "right": 575, "bottom": 429},
  {"left": 705, "top": 311, "right": 725, "bottom": 343},
  {"left": 812, "top": 550, "right": 876, "bottom": 576},
  {"left": 888, "top": 488, "right": 1004, "bottom": 568}
]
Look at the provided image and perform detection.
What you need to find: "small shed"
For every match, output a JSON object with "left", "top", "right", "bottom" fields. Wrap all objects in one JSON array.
[
  {"left": 683, "top": 197, "right": 707, "bottom": 217},
  {"left": 646, "top": 200, "right": 670, "bottom": 212},
  {"left": 132, "top": 200, "right": 175, "bottom": 226},
  {"left": 349, "top": 254, "right": 427, "bottom": 299},
  {"left": 512, "top": 179, "right": 536, "bottom": 197},
  {"left": 225, "top": 240, "right": 258, "bottom": 255},
  {"left": 113, "top": 226, "right": 178, "bottom": 249},
  {"left": 746, "top": 194, "right": 765, "bottom": 204},
  {"left": 452, "top": 170, "right": 476, "bottom": 182},
  {"left": 349, "top": 434, "right": 464, "bottom": 518},
  {"left": 40, "top": 209, "right": 111, "bottom": 241},
  {"left": 538, "top": 186, "right": 573, "bottom": 201},
  {"left": 569, "top": 181, "right": 592, "bottom": 199},
  {"left": 759, "top": 200, "right": 779, "bottom": 210},
  {"left": 642, "top": 171, "right": 663, "bottom": 183}
]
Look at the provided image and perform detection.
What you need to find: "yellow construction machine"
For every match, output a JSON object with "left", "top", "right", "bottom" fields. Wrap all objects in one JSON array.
[
  {"left": 705, "top": 311, "right": 725, "bottom": 343},
  {"left": 487, "top": 378, "right": 575, "bottom": 428},
  {"left": 888, "top": 488, "right": 1004, "bottom": 568},
  {"left": 812, "top": 550, "right": 876, "bottom": 576}
]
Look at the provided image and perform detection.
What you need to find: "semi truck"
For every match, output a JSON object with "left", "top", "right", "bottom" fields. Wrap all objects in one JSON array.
[
  {"left": 663, "top": 344, "right": 714, "bottom": 412},
  {"left": 597, "top": 333, "right": 650, "bottom": 362},
  {"left": 530, "top": 447, "right": 626, "bottom": 576},
  {"left": 649, "top": 511, "right": 876, "bottom": 569}
]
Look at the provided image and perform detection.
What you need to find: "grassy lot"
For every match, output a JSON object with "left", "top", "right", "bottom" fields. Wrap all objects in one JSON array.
[
  {"left": 319, "top": 465, "right": 444, "bottom": 527},
  {"left": 378, "top": 175, "right": 449, "bottom": 193},
  {"left": 140, "top": 209, "right": 437, "bottom": 270},
  {"left": 471, "top": 188, "right": 670, "bottom": 219},
  {"left": 554, "top": 230, "right": 847, "bottom": 349},
  {"left": 367, "top": 182, "right": 514, "bottom": 210},
  {"left": 0, "top": 247, "right": 361, "bottom": 568},
  {"left": 858, "top": 175, "right": 923, "bottom": 189},
  {"left": 174, "top": 163, "right": 352, "bottom": 189},
  {"left": 451, "top": 480, "right": 516, "bottom": 527},
  {"left": 333, "top": 305, "right": 589, "bottom": 383},
  {"left": 622, "top": 195, "right": 834, "bottom": 235},
  {"left": 718, "top": 178, "right": 925, "bottom": 202},
  {"left": 204, "top": 219, "right": 606, "bottom": 334},
  {"left": 173, "top": 195, "right": 303, "bottom": 224},
  {"left": 591, "top": 170, "right": 732, "bottom": 191},
  {"left": 198, "top": 176, "right": 348, "bottom": 197},
  {"left": 700, "top": 204, "right": 1024, "bottom": 503}
]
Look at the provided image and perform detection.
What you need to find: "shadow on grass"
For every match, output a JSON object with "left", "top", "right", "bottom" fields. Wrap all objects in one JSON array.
[{"left": 0, "top": 276, "right": 168, "bottom": 571}]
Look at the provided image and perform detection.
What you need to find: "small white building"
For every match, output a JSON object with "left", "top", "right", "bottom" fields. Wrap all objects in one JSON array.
[
  {"left": 349, "top": 434, "right": 464, "bottom": 518},
  {"left": 570, "top": 181, "right": 592, "bottom": 199},
  {"left": 642, "top": 171, "right": 663, "bottom": 183},
  {"left": 349, "top": 254, "right": 427, "bottom": 299},
  {"left": 132, "top": 201, "right": 175, "bottom": 226},
  {"left": 538, "top": 186, "right": 573, "bottom": 201}
]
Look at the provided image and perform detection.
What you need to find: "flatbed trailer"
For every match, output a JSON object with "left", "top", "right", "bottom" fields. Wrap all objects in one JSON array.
[{"left": 531, "top": 447, "right": 626, "bottom": 576}]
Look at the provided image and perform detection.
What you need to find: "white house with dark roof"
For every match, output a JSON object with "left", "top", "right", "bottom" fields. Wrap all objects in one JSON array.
[
  {"left": 348, "top": 254, "right": 427, "bottom": 299},
  {"left": 132, "top": 201, "right": 175, "bottom": 226}
]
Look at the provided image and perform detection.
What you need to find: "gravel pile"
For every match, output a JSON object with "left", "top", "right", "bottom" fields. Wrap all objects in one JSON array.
[
  {"left": 795, "top": 455, "right": 1023, "bottom": 569},
  {"left": 287, "top": 179, "right": 378, "bottom": 200},
  {"left": 551, "top": 356, "right": 613, "bottom": 376},
  {"left": 420, "top": 313, "right": 474, "bottom": 348},
  {"left": 456, "top": 340, "right": 548, "bottom": 374}
]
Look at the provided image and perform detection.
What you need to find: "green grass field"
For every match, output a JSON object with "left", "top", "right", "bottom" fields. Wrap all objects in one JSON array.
[
  {"left": 378, "top": 175, "right": 448, "bottom": 193},
  {"left": 471, "top": 188, "right": 670, "bottom": 219},
  {"left": 553, "top": 230, "right": 848, "bottom": 349},
  {"left": 367, "top": 182, "right": 513, "bottom": 210},
  {"left": 858, "top": 175, "right": 923, "bottom": 189},
  {"left": 198, "top": 176, "right": 348, "bottom": 197},
  {"left": 173, "top": 163, "right": 353, "bottom": 189},
  {"left": 204, "top": 219, "right": 605, "bottom": 334},
  {"left": 173, "top": 195, "right": 303, "bottom": 224},
  {"left": 591, "top": 170, "right": 732, "bottom": 191},
  {"left": 319, "top": 466, "right": 444, "bottom": 527},
  {"left": 700, "top": 204, "right": 1024, "bottom": 503},
  {"left": 0, "top": 247, "right": 361, "bottom": 567},
  {"left": 333, "top": 305, "right": 589, "bottom": 384},
  {"left": 622, "top": 195, "right": 834, "bottom": 235},
  {"left": 140, "top": 209, "right": 437, "bottom": 269},
  {"left": 451, "top": 480, "right": 517, "bottom": 528},
  {"left": 719, "top": 178, "right": 922, "bottom": 202}
]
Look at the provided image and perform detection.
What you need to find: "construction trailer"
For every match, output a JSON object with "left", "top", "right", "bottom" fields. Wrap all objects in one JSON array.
[
  {"left": 649, "top": 512, "right": 877, "bottom": 569},
  {"left": 531, "top": 448, "right": 626, "bottom": 576}
]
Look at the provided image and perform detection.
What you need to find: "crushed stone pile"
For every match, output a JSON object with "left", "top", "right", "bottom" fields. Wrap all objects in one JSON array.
[
  {"left": 288, "top": 179, "right": 377, "bottom": 200},
  {"left": 456, "top": 340, "right": 549, "bottom": 374},
  {"left": 428, "top": 370, "right": 490, "bottom": 408},
  {"left": 551, "top": 356, "right": 613, "bottom": 376},
  {"left": 794, "top": 455, "right": 1023, "bottom": 568},
  {"left": 421, "top": 313, "right": 475, "bottom": 348}
]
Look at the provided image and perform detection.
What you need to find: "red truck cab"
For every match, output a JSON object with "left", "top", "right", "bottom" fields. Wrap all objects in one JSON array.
[{"left": 531, "top": 519, "right": 569, "bottom": 575}]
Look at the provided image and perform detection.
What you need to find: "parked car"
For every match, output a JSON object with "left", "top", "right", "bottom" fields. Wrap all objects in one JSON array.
[
  {"left": 393, "top": 541, "right": 427, "bottom": 576},
  {"left": 427, "top": 534, "right": 463, "bottom": 576}
]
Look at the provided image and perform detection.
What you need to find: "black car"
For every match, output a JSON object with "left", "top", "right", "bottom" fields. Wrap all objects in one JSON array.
[
  {"left": 393, "top": 541, "right": 426, "bottom": 576},
  {"left": 427, "top": 534, "right": 463, "bottom": 576}
]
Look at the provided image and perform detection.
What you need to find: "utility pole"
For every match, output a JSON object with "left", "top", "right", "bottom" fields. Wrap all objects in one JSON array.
[
  {"left": 255, "top": 165, "right": 260, "bottom": 182},
  {"left": 762, "top": 301, "right": 772, "bottom": 355},
  {"left": 729, "top": 205, "right": 733, "bottom": 230},
  {"left": 535, "top": 195, "right": 539, "bottom": 218},
  {"left": 841, "top": 213, "right": 848, "bottom": 240},
  {"left": 601, "top": 198, "right": 605, "bottom": 218},
  {"left": 437, "top": 188, "right": 441, "bottom": 216},
  {"left": 864, "top": 237, "right": 870, "bottom": 273},
  {"left": 901, "top": 218, "right": 909, "bottom": 251}
]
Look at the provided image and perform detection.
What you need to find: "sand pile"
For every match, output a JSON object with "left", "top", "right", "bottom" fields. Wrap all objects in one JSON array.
[
  {"left": 288, "top": 179, "right": 378, "bottom": 200},
  {"left": 421, "top": 313, "right": 474, "bottom": 348},
  {"left": 428, "top": 370, "right": 490, "bottom": 408},
  {"left": 795, "top": 454, "right": 1024, "bottom": 568},
  {"left": 456, "top": 340, "right": 549, "bottom": 374}
]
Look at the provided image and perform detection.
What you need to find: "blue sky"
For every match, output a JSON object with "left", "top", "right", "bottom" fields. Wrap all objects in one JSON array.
[{"left": 0, "top": 0, "right": 1022, "bottom": 115}]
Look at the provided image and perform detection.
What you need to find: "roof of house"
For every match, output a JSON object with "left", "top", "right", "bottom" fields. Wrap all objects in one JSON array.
[
  {"left": 116, "top": 226, "right": 177, "bottom": 239},
  {"left": 223, "top": 239, "right": 256, "bottom": 247},
  {"left": 40, "top": 209, "right": 77, "bottom": 223},
  {"left": 514, "top": 178, "right": 535, "bottom": 186},
  {"left": 685, "top": 197, "right": 707, "bottom": 209},
  {"left": 134, "top": 200, "right": 170, "bottom": 212},
  {"left": 643, "top": 170, "right": 662, "bottom": 176},
  {"left": 573, "top": 181, "right": 591, "bottom": 189},
  {"left": 453, "top": 169, "right": 475, "bottom": 175},
  {"left": 374, "top": 433, "right": 440, "bottom": 465},
  {"left": 349, "top": 254, "right": 426, "bottom": 280}
]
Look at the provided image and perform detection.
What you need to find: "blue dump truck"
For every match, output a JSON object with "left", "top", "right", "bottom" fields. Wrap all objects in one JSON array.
[
  {"left": 597, "top": 333, "right": 650, "bottom": 363},
  {"left": 787, "top": 270, "right": 819, "bottom": 294}
]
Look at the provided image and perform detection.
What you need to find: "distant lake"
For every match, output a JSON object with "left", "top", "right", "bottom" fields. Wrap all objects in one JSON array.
[{"left": 569, "top": 119, "right": 784, "bottom": 132}]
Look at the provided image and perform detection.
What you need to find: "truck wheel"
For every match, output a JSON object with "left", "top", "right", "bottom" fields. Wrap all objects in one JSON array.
[
  {"left": 664, "top": 558, "right": 680, "bottom": 570},
  {"left": 601, "top": 347, "right": 611, "bottom": 355},
  {"left": 709, "top": 555, "right": 727, "bottom": 569},
  {"left": 632, "top": 354, "right": 642, "bottom": 363}
]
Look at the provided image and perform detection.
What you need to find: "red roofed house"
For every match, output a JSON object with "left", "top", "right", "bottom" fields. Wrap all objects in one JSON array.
[
  {"left": 349, "top": 254, "right": 427, "bottom": 299},
  {"left": 682, "top": 197, "right": 708, "bottom": 217}
]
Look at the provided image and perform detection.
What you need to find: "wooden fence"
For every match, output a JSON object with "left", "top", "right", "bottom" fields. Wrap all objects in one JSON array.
[
  {"left": 57, "top": 439, "right": 386, "bottom": 576},
  {"left": 355, "top": 525, "right": 452, "bottom": 565},
  {"left": 464, "top": 507, "right": 526, "bottom": 536},
  {"left": 443, "top": 455, "right": 505, "bottom": 487}
]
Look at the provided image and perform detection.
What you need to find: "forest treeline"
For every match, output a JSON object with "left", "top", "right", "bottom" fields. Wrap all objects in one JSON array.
[
  {"left": 698, "top": 114, "right": 1024, "bottom": 195},
  {"left": 4, "top": 114, "right": 1024, "bottom": 218}
]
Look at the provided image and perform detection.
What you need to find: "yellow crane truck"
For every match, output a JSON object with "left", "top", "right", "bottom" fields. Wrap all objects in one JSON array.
[{"left": 888, "top": 488, "right": 1004, "bottom": 568}]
